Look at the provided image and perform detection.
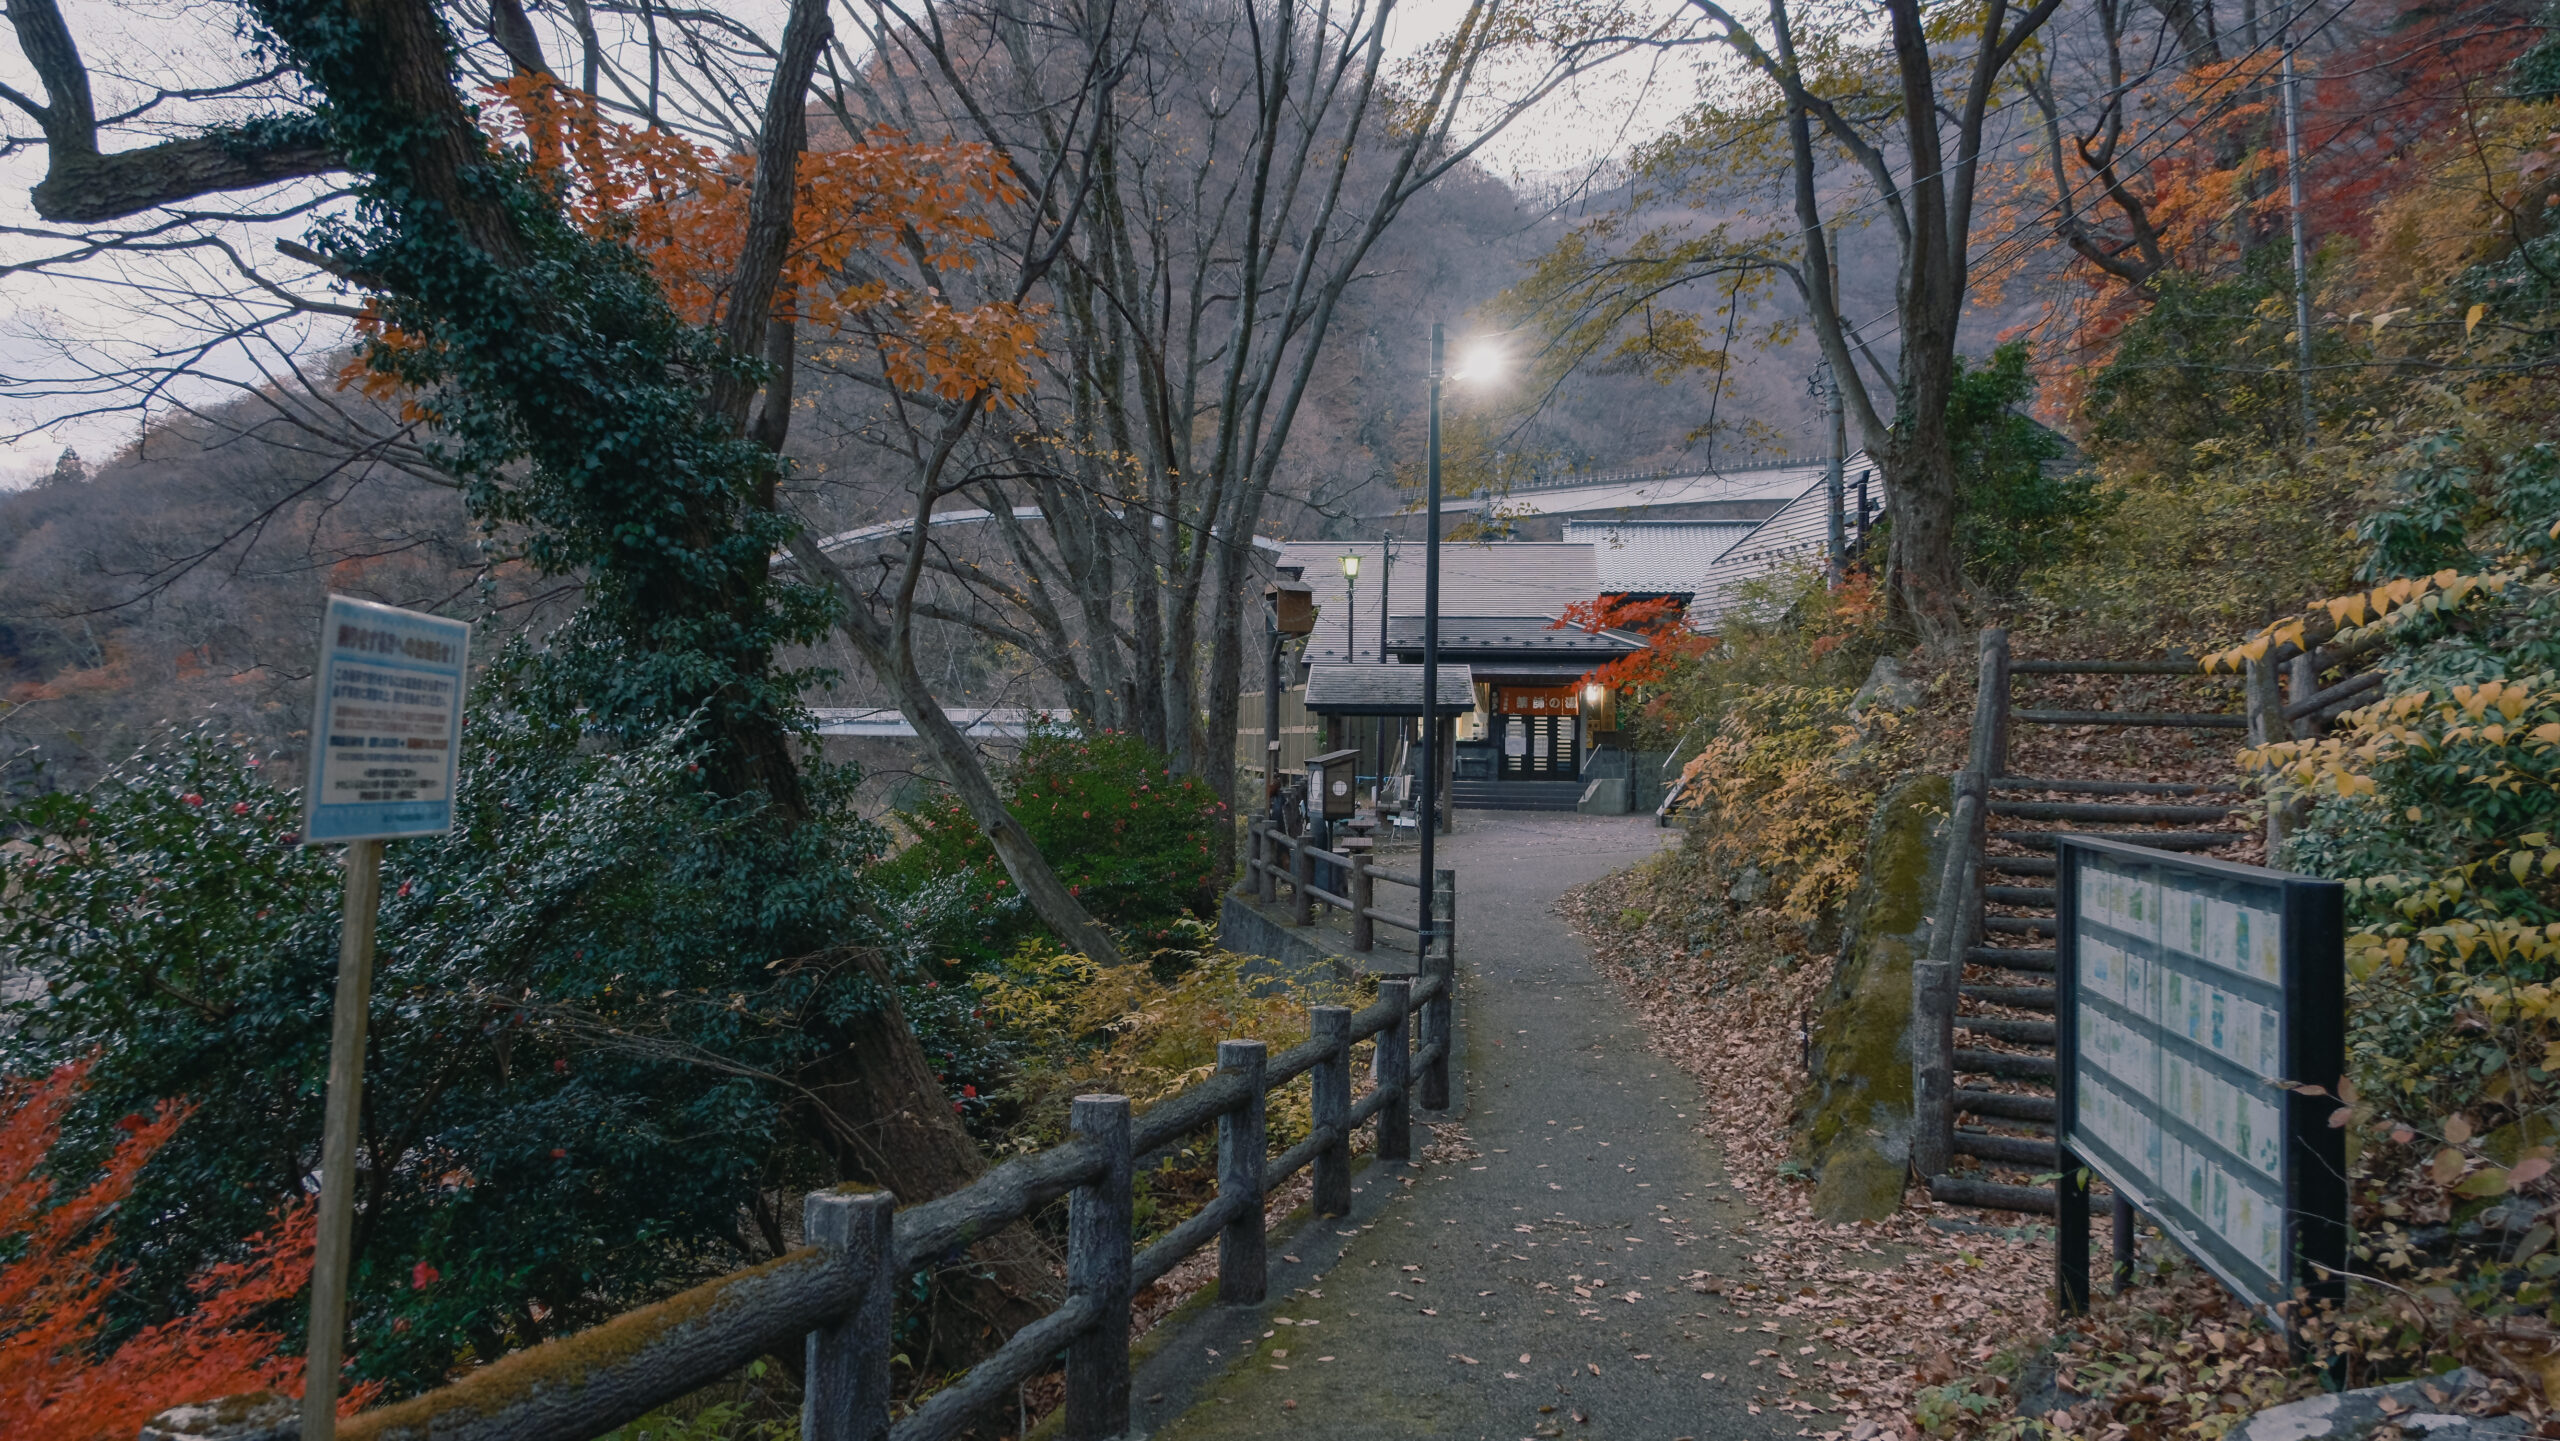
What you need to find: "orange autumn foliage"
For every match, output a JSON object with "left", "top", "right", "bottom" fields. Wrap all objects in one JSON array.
[
  {"left": 0, "top": 1059, "right": 376, "bottom": 1441},
  {"left": 347, "top": 76, "right": 1042, "bottom": 408},
  {"left": 1551, "top": 594, "right": 1716, "bottom": 691}
]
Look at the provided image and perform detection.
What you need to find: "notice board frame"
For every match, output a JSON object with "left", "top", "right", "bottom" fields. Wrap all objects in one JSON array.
[{"left": 2053, "top": 835, "right": 2347, "bottom": 1326}]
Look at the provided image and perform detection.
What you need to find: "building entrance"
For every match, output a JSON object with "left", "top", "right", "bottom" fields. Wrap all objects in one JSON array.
[{"left": 1496, "top": 711, "right": 1579, "bottom": 780}]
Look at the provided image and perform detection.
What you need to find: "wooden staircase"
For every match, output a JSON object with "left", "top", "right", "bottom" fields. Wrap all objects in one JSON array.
[{"left": 1915, "top": 629, "right": 2379, "bottom": 1214}]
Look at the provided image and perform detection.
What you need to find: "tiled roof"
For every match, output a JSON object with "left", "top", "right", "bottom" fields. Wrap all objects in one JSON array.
[
  {"left": 1302, "top": 664, "right": 1479, "bottom": 715},
  {"left": 1278, "top": 541, "right": 1599, "bottom": 665},
  {"left": 1563, "top": 519, "right": 1761, "bottom": 596},
  {"left": 1382, "top": 616, "right": 1644, "bottom": 656}
]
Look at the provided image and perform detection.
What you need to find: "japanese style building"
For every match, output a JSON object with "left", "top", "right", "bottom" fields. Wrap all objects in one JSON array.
[{"left": 1245, "top": 453, "right": 1876, "bottom": 812}]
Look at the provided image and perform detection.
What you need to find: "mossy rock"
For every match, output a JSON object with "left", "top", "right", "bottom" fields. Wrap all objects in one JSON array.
[{"left": 1794, "top": 772, "right": 1953, "bottom": 1222}]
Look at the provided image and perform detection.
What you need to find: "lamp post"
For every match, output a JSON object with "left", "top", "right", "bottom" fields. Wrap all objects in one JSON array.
[
  {"left": 1340, "top": 551, "right": 1361, "bottom": 660},
  {"left": 1420, "top": 326, "right": 1445, "bottom": 962}
]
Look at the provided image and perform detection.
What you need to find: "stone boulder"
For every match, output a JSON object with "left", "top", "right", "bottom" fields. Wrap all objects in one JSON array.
[{"left": 1794, "top": 773, "right": 1954, "bottom": 1222}]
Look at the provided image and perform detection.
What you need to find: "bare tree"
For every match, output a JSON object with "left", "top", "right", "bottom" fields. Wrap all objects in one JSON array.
[{"left": 798, "top": 0, "right": 1666, "bottom": 846}]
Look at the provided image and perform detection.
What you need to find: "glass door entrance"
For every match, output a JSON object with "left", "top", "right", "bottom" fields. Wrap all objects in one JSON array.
[{"left": 1497, "top": 712, "right": 1579, "bottom": 779}]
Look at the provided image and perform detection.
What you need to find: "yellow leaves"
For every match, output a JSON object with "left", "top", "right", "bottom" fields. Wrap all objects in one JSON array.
[
  {"left": 2433, "top": 1147, "right": 2467, "bottom": 1185},
  {"left": 2207, "top": 571, "right": 2524, "bottom": 672},
  {"left": 2468, "top": 301, "right": 2489, "bottom": 337}
]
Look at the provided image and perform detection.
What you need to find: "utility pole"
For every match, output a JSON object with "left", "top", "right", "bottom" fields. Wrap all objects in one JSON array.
[
  {"left": 1815, "top": 365, "right": 1847, "bottom": 581},
  {"left": 2281, "top": 1, "right": 2316, "bottom": 440}
]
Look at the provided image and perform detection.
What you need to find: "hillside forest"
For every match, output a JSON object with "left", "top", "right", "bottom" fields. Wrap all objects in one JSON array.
[{"left": 3, "top": 0, "right": 2560, "bottom": 1436}]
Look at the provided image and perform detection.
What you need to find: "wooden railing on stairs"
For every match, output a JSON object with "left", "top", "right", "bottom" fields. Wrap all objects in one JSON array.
[
  {"left": 1915, "top": 626, "right": 2377, "bottom": 1215},
  {"left": 155, "top": 960, "right": 1459, "bottom": 1441}
]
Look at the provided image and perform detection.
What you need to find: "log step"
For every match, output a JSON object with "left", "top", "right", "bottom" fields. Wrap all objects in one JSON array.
[
  {"left": 1958, "top": 1016, "right": 2056, "bottom": 1046},
  {"left": 1955, "top": 1088, "right": 2056, "bottom": 1122},
  {"left": 1984, "top": 884, "right": 2055, "bottom": 907},
  {"left": 1967, "top": 946, "right": 2055, "bottom": 972},
  {"left": 1990, "top": 776, "right": 2240, "bottom": 797},
  {"left": 1956, "top": 1048, "right": 2057, "bottom": 1079},
  {"left": 1983, "top": 914, "right": 2057, "bottom": 937},
  {"left": 1928, "top": 1173, "right": 2058, "bottom": 1215},
  {"left": 1960, "top": 984, "right": 2055, "bottom": 1012},
  {"left": 2008, "top": 658, "right": 2208, "bottom": 676},
  {"left": 1997, "top": 830, "right": 2239, "bottom": 852},
  {"left": 1990, "top": 800, "right": 2241, "bottom": 824},
  {"left": 1955, "top": 1129, "right": 2059, "bottom": 1167},
  {"left": 1982, "top": 855, "right": 2056, "bottom": 877},
  {"left": 2012, "top": 709, "right": 2249, "bottom": 729},
  {"left": 1955, "top": 1095, "right": 2058, "bottom": 1126}
]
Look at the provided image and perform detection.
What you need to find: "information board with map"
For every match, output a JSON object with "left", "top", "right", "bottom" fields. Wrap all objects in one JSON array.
[
  {"left": 301, "top": 595, "right": 470, "bottom": 844},
  {"left": 2056, "top": 836, "right": 2345, "bottom": 1321}
]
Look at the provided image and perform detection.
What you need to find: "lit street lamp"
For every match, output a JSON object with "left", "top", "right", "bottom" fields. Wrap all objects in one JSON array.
[
  {"left": 1340, "top": 551, "right": 1361, "bottom": 660},
  {"left": 1419, "top": 326, "right": 1497, "bottom": 1073}
]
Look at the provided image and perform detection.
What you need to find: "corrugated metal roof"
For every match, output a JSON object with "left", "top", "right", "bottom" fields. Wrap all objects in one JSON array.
[
  {"left": 1687, "top": 469, "right": 1881, "bottom": 628},
  {"left": 1563, "top": 519, "right": 1760, "bottom": 596},
  {"left": 1279, "top": 541, "right": 1599, "bottom": 665},
  {"left": 1302, "top": 663, "right": 1478, "bottom": 715}
]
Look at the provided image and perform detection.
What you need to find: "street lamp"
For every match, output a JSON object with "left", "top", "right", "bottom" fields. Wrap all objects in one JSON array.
[
  {"left": 1340, "top": 551, "right": 1361, "bottom": 660},
  {"left": 1419, "top": 325, "right": 1497, "bottom": 1110}
]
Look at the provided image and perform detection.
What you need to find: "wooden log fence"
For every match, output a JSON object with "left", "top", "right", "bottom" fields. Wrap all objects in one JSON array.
[
  {"left": 1916, "top": 617, "right": 2386, "bottom": 1215},
  {"left": 158, "top": 968, "right": 1459, "bottom": 1441}
]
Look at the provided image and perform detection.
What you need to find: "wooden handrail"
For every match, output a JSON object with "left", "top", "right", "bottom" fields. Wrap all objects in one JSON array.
[{"left": 188, "top": 922, "right": 1464, "bottom": 1441}]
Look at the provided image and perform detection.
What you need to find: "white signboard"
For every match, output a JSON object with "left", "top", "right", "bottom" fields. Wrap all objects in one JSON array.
[{"left": 301, "top": 596, "right": 470, "bottom": 844}]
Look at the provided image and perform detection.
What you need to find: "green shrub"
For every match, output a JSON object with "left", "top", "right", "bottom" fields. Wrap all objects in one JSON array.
[
  {"left": 0, "top": 693, "right": 883, "bottom": 1393},
  {"left": 871, "top": 723, "right": 1229, "bottom": 959}
]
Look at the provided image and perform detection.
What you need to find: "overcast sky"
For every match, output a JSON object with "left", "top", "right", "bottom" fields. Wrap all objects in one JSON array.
[{"left": 0, "top": 0, "right": 1696, "bottom": 488}]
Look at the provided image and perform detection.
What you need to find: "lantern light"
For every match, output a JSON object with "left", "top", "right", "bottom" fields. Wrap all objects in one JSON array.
[
  {"left": 1584, "top": 682, "right": 1606, "bottom": 708},
  {"left": 1341, "top": 552, "right": 1361, "bottom": 580}
]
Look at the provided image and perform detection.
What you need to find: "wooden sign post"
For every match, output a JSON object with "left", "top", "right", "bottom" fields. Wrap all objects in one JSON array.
[{"left": 298, "top": 596, "right": 470, "bottom": 1439}]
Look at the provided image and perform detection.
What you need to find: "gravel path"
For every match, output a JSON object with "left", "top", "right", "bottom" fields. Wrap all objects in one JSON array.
[{"left": 1140, "top": 812, "right": 1807, "bottom": 1441}]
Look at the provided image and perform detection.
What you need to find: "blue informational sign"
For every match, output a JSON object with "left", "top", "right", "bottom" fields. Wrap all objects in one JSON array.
[
  {"left": 301, "top": 596, "right": 470, "bottom": 844},
  {"left": 2055, "top": 836, "right": 2345, "bottom": 1324}
]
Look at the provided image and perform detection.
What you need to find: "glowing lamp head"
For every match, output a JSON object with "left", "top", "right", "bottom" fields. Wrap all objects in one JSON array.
[
  {"left": 1583, "top": 682, "right": 1606, "bottom": 708},
  {"left": 1453, "top": 341, "right": 1504, "bottom": 384},
  {"left": 1340, "top": 552, "right": 1361, "bottom": 580}
]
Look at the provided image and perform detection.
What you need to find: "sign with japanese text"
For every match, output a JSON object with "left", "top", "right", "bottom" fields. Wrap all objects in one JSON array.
[
  {"left": 301, "top": 596, "right": 470, "bottom": 844},
  {"left": 2057, "top": 836, "right": 2345, "bottom": 1322},
  {"left": 1495, "top": 687, "right": 1580, "bottom": 715}
]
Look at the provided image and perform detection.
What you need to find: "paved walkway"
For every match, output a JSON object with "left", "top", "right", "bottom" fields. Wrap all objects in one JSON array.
[{"left": 1137, "top": 812, "right": 1801, "bottom": 1441}]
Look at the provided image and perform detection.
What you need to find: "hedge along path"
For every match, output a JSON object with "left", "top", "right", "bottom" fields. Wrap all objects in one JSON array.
[{"left": 1152, "top": 812, "right": 1816, "bottom": 1441}]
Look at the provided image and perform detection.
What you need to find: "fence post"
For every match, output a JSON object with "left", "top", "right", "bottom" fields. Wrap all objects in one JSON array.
[
  {"left": 802, "top": 1187, "right": 895, "bottom": 1441},
  {"left": 1290, "top": 832, "right": 1313, "bottom": 926},
  {"left": 1376, "top": 979, "right": 1411, "bottom": 1163},
  {"left": 2246, "top": 656, "right": 2287, "bottom": 856},
  {"left": 1240, "top": 827, "right": 1260, "bottom": 898},
  {"left": 1970, "top": 628, "right": 2011, "bottom": 779},
  {"left": 1912, "top": 775, "right": 1981, "bottom": 1182},
  {"left": 1258, "top": 826, "right": 1277, "bottom": 905},
  {"left": 1217, "top": 1040, "right": 1268, "bottom": 1305},
  {"left": 1418, "top": 869, "right": 1455, "bottom": 1111},
  {"left": 1066, "top": 1095, "right": 1133, "bottom": 1441},
  {"left": 1309, "top": 1006, "right": 1352, "bottom": 1216},
  {"left": 1349, "top": 852, "right": 1373, "bottom": 952}
]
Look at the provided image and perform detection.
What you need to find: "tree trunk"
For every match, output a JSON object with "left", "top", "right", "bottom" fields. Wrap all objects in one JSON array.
[
  {"left": 796, "top": 946, "right": 1062, "bottom": 1357},
  {"left": 788, "top": 532, "right": 1128, "bottom": 967}
]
